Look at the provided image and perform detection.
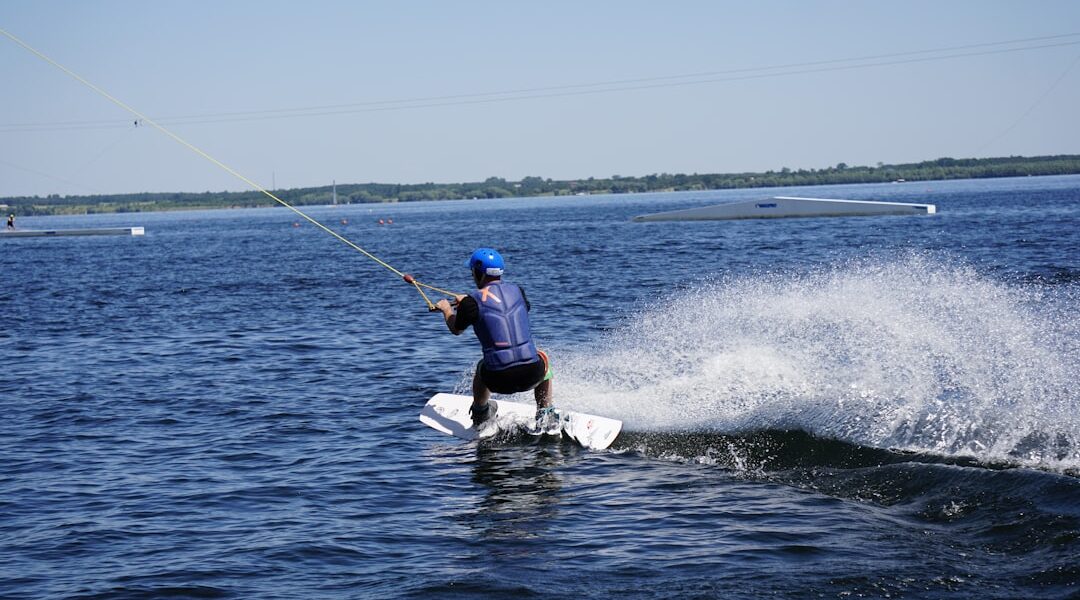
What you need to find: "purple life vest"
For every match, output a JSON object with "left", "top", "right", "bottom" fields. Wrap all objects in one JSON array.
[{"left": 468, "top": 281, "right": 539, "bottom": 370}]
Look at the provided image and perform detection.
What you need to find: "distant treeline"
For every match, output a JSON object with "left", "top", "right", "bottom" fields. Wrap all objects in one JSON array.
[{"left": 5, "top": 154, "right": 1080, "bottom": 216}]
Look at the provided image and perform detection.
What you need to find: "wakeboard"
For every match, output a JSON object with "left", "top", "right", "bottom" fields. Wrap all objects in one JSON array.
[{"left": 419, "top": 393, "right": 622, "bottom": 451}]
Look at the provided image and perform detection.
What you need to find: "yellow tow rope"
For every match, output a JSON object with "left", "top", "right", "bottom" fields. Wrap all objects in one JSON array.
[{"left": 1, "top": 27, "right": 457, "bottom": 309}]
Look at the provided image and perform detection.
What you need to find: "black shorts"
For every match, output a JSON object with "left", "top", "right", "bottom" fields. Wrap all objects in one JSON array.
[{"left": 477, "top": 358, "right": 547, "bottom": 395}]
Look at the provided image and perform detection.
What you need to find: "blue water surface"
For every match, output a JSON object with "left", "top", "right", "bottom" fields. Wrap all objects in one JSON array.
[{"left": 2, "top": 176, "right": 1078, "bottom": 598}]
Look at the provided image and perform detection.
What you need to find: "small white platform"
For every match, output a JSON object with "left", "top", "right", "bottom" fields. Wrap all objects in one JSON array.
[
  {"left": 1, "top": 226, "right": 145, "bottom": 238},
  {"left": 633, "top": 196, "right": 935, "bottom": 221}
]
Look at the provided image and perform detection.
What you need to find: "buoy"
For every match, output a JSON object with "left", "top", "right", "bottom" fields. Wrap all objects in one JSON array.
[
  {"left": 341, "top": 218, "right": 348, "bottom": 225},
  {"left": 378, "top": 219, "right": 385, "bottom": 225},
  {"left": 387, "top": 219, "right": 394, "bottom": 224},
  {"left": 293, "top": 222, "right": 300, "bottom": 227}
]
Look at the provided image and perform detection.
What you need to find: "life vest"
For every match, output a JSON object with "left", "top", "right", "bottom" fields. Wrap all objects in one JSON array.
[{"left": 468, "top": 280, "right": 539, "bottom": 370}]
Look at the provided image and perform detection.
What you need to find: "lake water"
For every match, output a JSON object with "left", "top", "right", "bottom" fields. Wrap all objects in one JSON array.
[{"left": 2, "top": 176, "right": 1078, "bottom": 598}]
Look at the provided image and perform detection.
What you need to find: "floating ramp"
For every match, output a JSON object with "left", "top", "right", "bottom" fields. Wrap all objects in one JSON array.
[
  {"left": 1, "top": 226, "right": 145, "bottom": 238},
  {"left": 632, "top": 196, "right": 936, "bottom": 222}
]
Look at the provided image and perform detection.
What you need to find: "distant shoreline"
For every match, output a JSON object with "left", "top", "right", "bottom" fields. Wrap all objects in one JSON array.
[{"left": 4, "top": 154, "right": 1079, "bottom": 216}]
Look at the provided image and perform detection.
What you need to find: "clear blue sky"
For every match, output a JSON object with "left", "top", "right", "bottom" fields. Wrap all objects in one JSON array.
[{"left": 2, "top": 0, "right": 1079, "bottom": 197}]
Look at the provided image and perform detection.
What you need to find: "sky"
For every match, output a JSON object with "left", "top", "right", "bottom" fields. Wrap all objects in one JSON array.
[{"left": 2, "top": 0, "right": 1079, "bottom": 198}]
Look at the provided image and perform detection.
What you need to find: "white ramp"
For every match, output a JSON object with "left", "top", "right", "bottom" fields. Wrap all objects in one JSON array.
[
  {"left": 1, "top": 226, "right": 145, "bottom": 238},
  {"left": 633, "top": 196, "right": 935, "bottom": 221}
]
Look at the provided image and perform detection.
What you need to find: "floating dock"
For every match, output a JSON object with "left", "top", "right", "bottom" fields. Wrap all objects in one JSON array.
[
  {"left": 632, "top": 196, "right": 936, "bottom": 222},
  {"left": 1, "top": 226, "right": 145, "bottom": 238}
]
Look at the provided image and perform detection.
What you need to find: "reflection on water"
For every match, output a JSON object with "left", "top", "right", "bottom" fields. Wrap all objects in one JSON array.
[{"left": 467, "top": 441, "right": 568, "bottom": 545}]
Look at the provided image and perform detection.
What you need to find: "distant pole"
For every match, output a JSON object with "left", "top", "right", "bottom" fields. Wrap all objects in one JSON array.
[
  {"left": 333, "top": 180, "right": 337, "bottom": 205},
  {"left": 272, "top": 171, "right": 276, "bottom": 190}
]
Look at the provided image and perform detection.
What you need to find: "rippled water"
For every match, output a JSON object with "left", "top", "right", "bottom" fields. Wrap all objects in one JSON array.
[{"left": 2, "top": 176, "right": 1078, "bottom": 598}]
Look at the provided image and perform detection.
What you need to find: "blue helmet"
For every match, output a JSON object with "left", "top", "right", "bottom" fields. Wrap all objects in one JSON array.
[{"left": 466, "top": 247, "right": 505, "bottom": 277}]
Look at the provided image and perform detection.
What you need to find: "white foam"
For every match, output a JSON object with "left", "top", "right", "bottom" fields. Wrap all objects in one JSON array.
[{"left": 556, "top": 254, "right": 1079, "bottom": 471}]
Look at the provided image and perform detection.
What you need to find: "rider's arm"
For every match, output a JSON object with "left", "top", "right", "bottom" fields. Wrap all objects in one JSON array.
[{"left": 438, "top": 295, "right": 474, "bottom": 335}]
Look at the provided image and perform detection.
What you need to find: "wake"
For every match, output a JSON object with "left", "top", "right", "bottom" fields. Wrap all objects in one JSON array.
[{"left": 557, "top": 254, "right": 1080, "bottom": 472}]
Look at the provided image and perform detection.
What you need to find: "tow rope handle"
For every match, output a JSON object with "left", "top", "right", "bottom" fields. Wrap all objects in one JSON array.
[
  {"left": 407, "top": 272, "right": 460, "bottom": 313},
  {"left": 404, "top": 274, "right": 458, "bottom": 312},
  {"left": 426, "top": 301, "right": 461, "bottom": 313}
]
